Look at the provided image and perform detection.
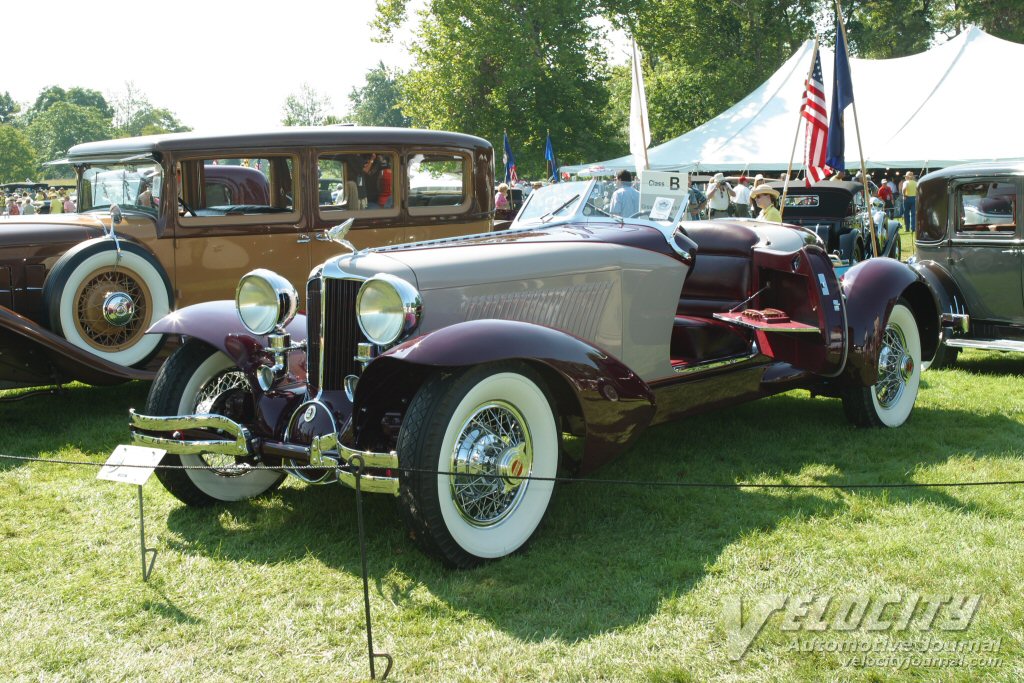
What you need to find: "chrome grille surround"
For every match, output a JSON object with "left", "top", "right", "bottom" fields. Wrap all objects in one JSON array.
[{"left": 306, "top": 266, "right": 367, "bottom": 395}]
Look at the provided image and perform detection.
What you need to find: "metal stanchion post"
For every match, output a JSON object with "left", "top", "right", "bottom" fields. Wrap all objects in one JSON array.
[{"left": 351, "top": 455, "right": 393, "bottom": 680}]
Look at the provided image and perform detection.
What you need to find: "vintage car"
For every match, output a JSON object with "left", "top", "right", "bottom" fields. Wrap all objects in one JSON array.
[
  {"left": 0, "top": 127, "right": 494, "bottom": 392},
  {"left": 128, "top": 179, "right": 939, "bottom": 568},
  {"left": 909, "top": 161, "right": 1023, "bottom": 367},
  {"left": 770, "top": 180, "right": 902, "bottom": 268}
]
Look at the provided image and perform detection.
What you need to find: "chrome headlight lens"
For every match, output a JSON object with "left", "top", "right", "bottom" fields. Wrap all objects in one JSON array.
[
  {"left": 236, "top": 269, "right": 298, "bottom": 335},
  {"left": 356, "top": 274, "right": 421, "bottom": 345}
]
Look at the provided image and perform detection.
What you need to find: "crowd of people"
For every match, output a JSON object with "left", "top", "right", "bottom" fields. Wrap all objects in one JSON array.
[{"left": 2, "top": 188, "right": 76, "bottom": 216}]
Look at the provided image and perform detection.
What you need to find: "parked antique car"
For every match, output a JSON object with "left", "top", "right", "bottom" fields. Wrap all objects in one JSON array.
[
  {"left": 0, "top": 127, "right": 494, "bottom": 391},
  {"left": 909, "top": 161, "right": 1023, "bottom": 367},
  {"left": 128, "top": 179, "right": 939, "bottom": 568},
  {"left": 771, "top": 180, "right": 901, "bottom": 268}
]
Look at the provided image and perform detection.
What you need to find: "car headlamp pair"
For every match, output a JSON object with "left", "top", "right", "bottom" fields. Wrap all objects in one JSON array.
[{"left": 236, "top": 269, "right": 421, "bottom": 346}]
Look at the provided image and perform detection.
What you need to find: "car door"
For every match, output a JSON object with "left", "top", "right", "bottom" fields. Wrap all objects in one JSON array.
[
  {"left": 172, "top": 155, "right": 313, "bottom": 309},
  {"left": 946, "top": 178, "right": 1022, "bottom": 323}
]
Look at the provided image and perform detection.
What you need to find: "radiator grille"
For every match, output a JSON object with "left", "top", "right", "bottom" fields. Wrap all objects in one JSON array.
[
  {"left": 305, "top": 277, "right": 322, "bottom": 392},
  {"left": 312, "top": 277, "right": 365, "bottom": 391}
]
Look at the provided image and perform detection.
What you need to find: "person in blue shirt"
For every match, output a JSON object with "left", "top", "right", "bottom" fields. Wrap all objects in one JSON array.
[{"left": 609, "top": 169, "right": 640, "bottom": 218}]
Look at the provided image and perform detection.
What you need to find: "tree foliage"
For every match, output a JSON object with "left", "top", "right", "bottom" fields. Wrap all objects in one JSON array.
[
  {"left": 376, "top": 0, "right": 619, "bottom": 177},
  {"left": 110, "top": 82, "right": 190, "bottom": 137},
  {"left": 0, "top": 125, "right": 37, "bottom": 183},
  {"left": 348, "top": 62, "right": 412, "bottom": 127},
  {"left": 0, "top": 92, "right": 19, "bottom": 125},
  {"left": 281, "top": 84, "right": 336, "bottom": 126},
  {"left": 27, "top": 102, "right": 112, "bottom": 165}
]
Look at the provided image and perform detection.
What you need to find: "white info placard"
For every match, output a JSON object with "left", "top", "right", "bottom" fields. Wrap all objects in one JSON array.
[{"left": 98, "top": 445, "right": 166, "bottom": 485}]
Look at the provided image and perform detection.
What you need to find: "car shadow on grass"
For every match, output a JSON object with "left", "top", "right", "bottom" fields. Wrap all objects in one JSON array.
[
  {"left": 160, "top": 388, "right": 1022, "bottom": 644},
  {"left": 0, "top": 380, "right": 151, "bottom": 471}
]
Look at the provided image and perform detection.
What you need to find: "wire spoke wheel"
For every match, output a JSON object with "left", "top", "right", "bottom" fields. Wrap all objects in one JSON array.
[
  {"left": 450, "top": 401, "right": 533, "bottom": 527},
  {"left": 875, "top": 325, "right": 912, "bottom": 408},
  {"left": 72, "top": 266, "right": 152, "bottom": 352},
  {"left": 191, "top": 368, "right": 252, "bottom": 473}
]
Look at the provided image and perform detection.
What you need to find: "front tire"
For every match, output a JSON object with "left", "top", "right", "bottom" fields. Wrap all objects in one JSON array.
[
  {"left": 149, "top": 339, "right": 284, "bottom": 505},
  {"left": 842, "top": 301, "right": 922, "bottom": 427},
  {"left": 398, "top": 362, "right": 559, "bottom": 568}
]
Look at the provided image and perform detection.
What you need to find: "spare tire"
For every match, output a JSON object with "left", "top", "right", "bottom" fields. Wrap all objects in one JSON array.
[{"left": 42, "top": 240, "right": 172, "bottom": 368}]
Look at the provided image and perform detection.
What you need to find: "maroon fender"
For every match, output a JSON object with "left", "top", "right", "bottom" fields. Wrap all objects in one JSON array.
[
  {"left": 147, "top": 300, "right": 307, "bottom": 379},
  {"left": 841, "top": 258, "right": 938, "bottom": 385},
  {"left": 358, "top": 319, "right": 657, "bottom": 474},
  {"left": 0, "top": 305, "right": 153, "bottom": 388}
]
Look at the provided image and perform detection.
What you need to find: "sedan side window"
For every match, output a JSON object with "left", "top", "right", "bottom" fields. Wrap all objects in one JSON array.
[
  {"left": 956, "top": 181, "right": 1017, "bottom": 235},
  {"left": 177, "top": 156, "right": 298, "bottom": 223},
  {"left": 408, "top": 153, "right": 469, "bottom": 214},
  {"left": 317, "top": 151, "right": 399, "bottom": 218}
]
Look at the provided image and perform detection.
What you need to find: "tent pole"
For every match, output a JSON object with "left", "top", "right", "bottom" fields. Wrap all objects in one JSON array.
[
  {"left": 781, "top": 39, "right": 820, "bottom": 222},
  {"left": 836, "top": 0, "right": 879, "bottom": 258}
]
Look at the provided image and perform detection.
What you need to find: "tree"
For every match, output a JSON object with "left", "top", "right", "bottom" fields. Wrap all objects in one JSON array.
[
  {"left": 27, "top": 102, "right": 112, "bottom": 167},
  {"left": 281, "top": 84, "right": 335, "bottom": 126},
  {"left": 26, "top": 85, "right": 113, "bottom": 123},
  {"left": 348, "top": 62, "right": 412, "bottom": 127},
  {"left": 376, "top": 0, "right": 619, "bottom": 178},
  {"left": 110, "top": 82, "right": 191, "bottom": 137},
  {"left": 0, "top": 92, "right": 19, "bottom": 125},
  {"left": 0, "top": 125, "right": 37, "bottom": 182}
]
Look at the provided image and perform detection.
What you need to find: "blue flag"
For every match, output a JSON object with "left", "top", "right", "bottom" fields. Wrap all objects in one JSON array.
[
  {"left": 826, "top": 21, "right": 855, "bottom": 171},
  {"left": 502, "top": 131, "right": 518, "bottom": 184},
  {"left": 544, "top": 133, "right": 559, "bottom": 183}
]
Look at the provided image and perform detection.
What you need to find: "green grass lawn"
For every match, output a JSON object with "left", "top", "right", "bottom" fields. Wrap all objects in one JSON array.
[{"left": 2, "top": 351, "right": 1023, "bottom": 681}]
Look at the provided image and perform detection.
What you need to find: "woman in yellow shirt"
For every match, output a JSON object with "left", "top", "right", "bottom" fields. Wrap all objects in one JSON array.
[
  {"left": 751, "top": 185, "right": 782, "bottom": 223},
  {"left": 901, "top": 171, "right": 918, "bottom": 233}
]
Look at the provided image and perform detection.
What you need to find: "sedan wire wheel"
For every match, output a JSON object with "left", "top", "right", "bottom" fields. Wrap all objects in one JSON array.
[
  {"left": 875, "top": 324, "right": 913, "bottom": 408},
  {"left": 449, "top": 400, "right": 533, "bottom": 527},
  {"left": 192, "top": 368, "right": 252, "bottom": 474},
  {"left": 73, "top": 266, "right": 152, "bottom": 352}
]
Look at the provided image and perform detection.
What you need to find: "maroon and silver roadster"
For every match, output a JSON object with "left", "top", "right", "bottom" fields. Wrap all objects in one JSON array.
[{"left": 129, "top": 180, "right": 940, "bottom": 567}]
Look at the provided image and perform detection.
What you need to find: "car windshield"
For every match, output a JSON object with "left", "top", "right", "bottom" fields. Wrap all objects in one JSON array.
[
  {"left": 80, "top": 162, "right": 163, "bottom": 214},
  {"left": 515, "top": 180, "right": 602, "bottom": 224}
]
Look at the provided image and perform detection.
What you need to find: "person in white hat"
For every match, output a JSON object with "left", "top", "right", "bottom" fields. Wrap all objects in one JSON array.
[
  {"left": 706, "top": 172, "right": 732, "bottom": 218},
  {"left": 750, "top": 185, "right": 781, "bottom": 223}
]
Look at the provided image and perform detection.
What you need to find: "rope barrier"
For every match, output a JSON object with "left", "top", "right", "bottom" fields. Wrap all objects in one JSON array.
[{"left": 2, "top": 452, "right": 1023, "bottom": 490}]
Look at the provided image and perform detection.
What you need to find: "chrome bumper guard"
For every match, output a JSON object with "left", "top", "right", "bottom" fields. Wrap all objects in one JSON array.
[{"left": 129, "top": 409, "right": 400, "bottom": 496}]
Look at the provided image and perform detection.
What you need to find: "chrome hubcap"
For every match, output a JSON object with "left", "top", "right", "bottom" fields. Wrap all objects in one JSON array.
[
  {"left": 450, "top": 401, "right": 533, "bottom": 527},
  {"left": 876, "top": 324, "right": 912, "bottom": 408},
  {"left": 102, "top": 291, "right": 136, "bottom": 327}
]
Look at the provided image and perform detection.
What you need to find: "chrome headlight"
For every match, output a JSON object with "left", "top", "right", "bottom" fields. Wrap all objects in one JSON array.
[
  {"left": 356, "top": 274, "right": 421, "bottom": 345},
  {"left": 236, "top": 269, "right": 298, "bottom": 335}
]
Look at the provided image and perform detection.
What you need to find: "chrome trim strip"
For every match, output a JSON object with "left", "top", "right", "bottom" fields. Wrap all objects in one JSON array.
[
  {"left": 673, "top": 345, "right": 761, "bottom": 375},
  {"left": 945, "top": 338, "right": 1024, "bottom": 352}
]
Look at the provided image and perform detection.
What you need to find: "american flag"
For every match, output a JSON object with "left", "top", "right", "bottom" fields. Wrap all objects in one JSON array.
[{"left": 801, "top": 49, "right": 831, "bottom": 185}]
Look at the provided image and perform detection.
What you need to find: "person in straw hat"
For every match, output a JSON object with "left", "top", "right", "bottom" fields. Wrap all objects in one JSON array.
[{"left": 751, "top": 184, "right": 781, "bottom": 223}]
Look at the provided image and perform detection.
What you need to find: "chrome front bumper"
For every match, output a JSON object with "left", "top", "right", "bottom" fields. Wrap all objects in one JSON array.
[{"left": 129, "top": 409, "right": 400, "bottom": 495}]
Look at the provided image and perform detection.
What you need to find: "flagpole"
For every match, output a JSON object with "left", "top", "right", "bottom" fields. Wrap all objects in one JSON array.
[
  {"left": 781, "top": 39, "right": 820, "bottom": 222},
  {"left": 631, "top": 38, "right": 650, "bottom": 171},
  {"left": 835, "top": 0, "right": 878, "bottom": 258}
]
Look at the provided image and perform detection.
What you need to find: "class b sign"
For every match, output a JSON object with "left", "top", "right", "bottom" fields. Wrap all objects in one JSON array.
[{"left": 639, "top": 171, "right": 688, "bottom": 214}]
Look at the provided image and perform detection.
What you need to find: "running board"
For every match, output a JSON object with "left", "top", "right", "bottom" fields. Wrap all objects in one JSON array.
[{"left": 945, "top": 338, "right": 1024, "bottom": 353}]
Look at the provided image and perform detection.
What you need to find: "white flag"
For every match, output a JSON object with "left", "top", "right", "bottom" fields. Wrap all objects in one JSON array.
[{"left": 629, "top": 38, "right": 651, "bottom": 173}]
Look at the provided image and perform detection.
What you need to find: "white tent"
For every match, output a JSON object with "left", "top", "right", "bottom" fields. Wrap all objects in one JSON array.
[{"left": 566, "top": 27, "right": 1024, "bottom": 174}]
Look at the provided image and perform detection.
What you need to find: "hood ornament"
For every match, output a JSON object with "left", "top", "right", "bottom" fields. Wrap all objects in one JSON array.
[{"left": 327, "top": 218, "right": 357, "bottom": 253}]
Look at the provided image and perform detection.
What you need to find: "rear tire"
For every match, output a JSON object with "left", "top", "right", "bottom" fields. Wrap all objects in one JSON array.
[
  {"left": 927, "top": 342, "right": 960, "bottom": 370},
  {"left": 149, "top": 339, "right": 284, "bottom": 505},
  {"left": 842, "top": 301, "right": 921, "bottom": 428},
  {"left": 398, "top": 362, "right": 559, "bottom": 568}
]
